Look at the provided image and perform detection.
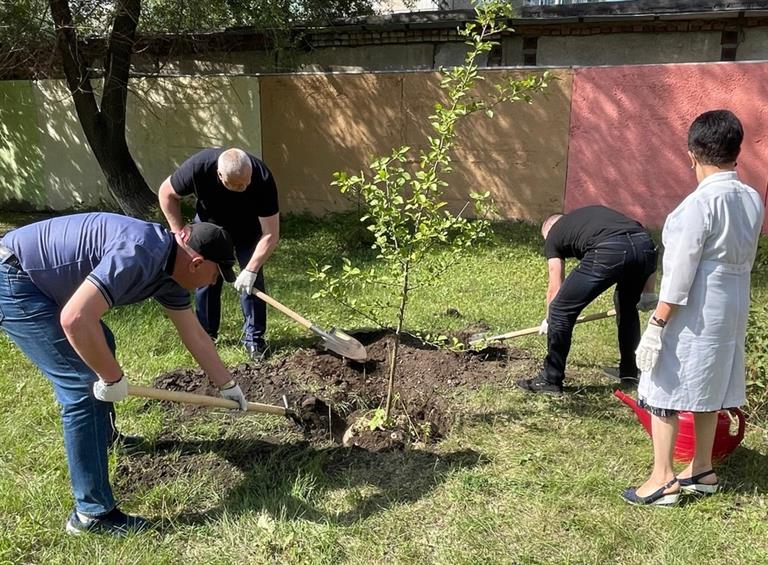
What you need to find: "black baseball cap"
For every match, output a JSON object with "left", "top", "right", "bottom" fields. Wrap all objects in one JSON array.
[{"left": 186, "top": 223, "right": 237, "bottom": 282}]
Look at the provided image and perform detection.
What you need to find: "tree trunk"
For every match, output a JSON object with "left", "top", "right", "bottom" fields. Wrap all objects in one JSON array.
[
  {"left": 385, "top": 264, "right": 410, "bottom": 421},
  {"left": 91, "top": 130, "right": 157, "bottom": 218},
  {"left": 50, "top": 0, "right": 156, "bottom": 219}
]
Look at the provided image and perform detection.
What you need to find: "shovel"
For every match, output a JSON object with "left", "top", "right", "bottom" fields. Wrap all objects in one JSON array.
[
  {"left": 469, "top": 308, "right": 617, "bottom": 346},
  {"left": 251, "top": 290, "right": 368, "bottom": 362},
  {"left": 127, "top": 384, "right": 303, "bottom": 426}
]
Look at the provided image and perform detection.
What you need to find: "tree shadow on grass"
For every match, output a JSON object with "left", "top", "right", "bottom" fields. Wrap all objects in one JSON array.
[
  {"left": 712, "top": 444, "right": 768, "bottom": 495},
  {"left": 134, "top": 436, "right": 483, "bottom": 530},
  {"left": 477, "top": 386, "right": 768, "bottom": 496}
]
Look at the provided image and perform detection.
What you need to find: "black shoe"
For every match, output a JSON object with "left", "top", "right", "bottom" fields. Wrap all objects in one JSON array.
[
  {"left": 602, "top": 366, "right": 639, "bottom": 385},
  {"left": 65, "top": 508, "right": 150, "bottom": 537},
  {"left": 108, "top": 431, "right": 145, "bottom": 454},
  {"left": 621, "top": 478, "right": 680, "bottom": 507},
  {"left": 245, "top": 339, "right": 270, "bottom": 361},
  {"left": 515, "top": 375, "right": 563, "bottom": 395},
  {"left": 678, "top": 469, "right": 719, "bottom": 495}
]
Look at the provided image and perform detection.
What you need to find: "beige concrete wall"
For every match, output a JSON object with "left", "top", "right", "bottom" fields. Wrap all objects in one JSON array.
[
  {"left": 538, "top": 32, "right": 723, "bottom": 66},
  {"left": 0, "top": 81, "right": 45, "bottom": 208},
  {"left": 1, "top": 76, "right": 262, "bottom": 210},
  {"left": 402, "top": 69, "right": 571, "bottom": 220},
  {"left": 126, "top": 75, "right": 262, "bottom": 190},
  {"left": 260, "top": 73, "right": 408, "bottom": 213},
  {"left": 261, "top": 69, "right": 572, "bottom": 220},
  {"left": 33, "top": 81, "right": 111, "bottom": 209}
]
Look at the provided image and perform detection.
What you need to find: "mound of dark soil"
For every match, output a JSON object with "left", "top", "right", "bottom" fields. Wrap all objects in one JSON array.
[{"left": 151, "top": 332, "right": 534, "bottom": 452}]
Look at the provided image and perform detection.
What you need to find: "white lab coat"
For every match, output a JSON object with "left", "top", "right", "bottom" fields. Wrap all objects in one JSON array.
[{"left": 638, "top": 171, "right": 764, "bottom": 411}]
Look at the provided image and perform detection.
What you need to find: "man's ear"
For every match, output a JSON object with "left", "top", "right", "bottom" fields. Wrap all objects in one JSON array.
[{"left": 189, "top": 255, "right": 204, "bottom": 271}]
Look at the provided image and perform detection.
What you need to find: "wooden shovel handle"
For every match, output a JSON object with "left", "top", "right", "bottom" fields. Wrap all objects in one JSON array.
[
  {"left": 252, "top": 290, "right": 312, "bottom": 329},
  {"left": 127, "top": 384, "right": 288, "bottom": 416},
  {"left": 488, "top": 308, "right": 617, "bottom": 341}
]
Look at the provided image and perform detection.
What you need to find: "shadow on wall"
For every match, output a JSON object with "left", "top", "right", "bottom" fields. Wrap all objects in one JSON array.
[
  {"left": 0, "top": 81, "right": 46, "bottom": 209},
  {"left": 260, "top": 69, "right": 574, "bottom": 222},
  {"left": 260, "top": 73, "right": 407, "bottom": 215},
  {"left": 1, "top": 75, "right": 265, "bottom": 212},
  {"left": 565, "top": 61, "right": 768, "bottom": 231},
  {"left": 404, "top": 69, "right": 572, "bottom": 221},
  {"left": 33, "top": 80, "right": 123, "bottom": 211},
  {"left": 126, "top": 75, "right": 263, "bottom": 192}
]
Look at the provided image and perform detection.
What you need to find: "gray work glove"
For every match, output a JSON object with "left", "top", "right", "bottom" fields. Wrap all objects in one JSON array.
[
  {"left": 234, "top": 269, "right": 259, "bottom": 296},
  {"left": 219, "top": 381, "right": 248, "bottom": 411},
  {"left": 637, "top": 292, "right": 659, "bottom": 312},
  {"left": 93, "top": 375, "right": 128, "bottom": 403}
]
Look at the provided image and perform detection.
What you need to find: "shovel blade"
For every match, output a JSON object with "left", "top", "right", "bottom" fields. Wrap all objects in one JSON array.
[
  {"left": 468, "top": 332, "right": 490, "bottom": 346},
  {"left": 310, "top": 325, "right": 368, "bottom": 362}
]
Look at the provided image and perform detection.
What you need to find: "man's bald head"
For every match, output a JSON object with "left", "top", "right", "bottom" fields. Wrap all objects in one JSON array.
[
  {"left": 217, "top": 148, "right": 252, "bottom": 192},
  {"left": 541, "top": 213, "right": 563, "bottom": 239}
]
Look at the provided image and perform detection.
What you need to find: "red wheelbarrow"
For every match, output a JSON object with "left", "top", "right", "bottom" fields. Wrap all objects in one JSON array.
[{"left": 614, "top": 390, "right": 746, "bottom": 462}]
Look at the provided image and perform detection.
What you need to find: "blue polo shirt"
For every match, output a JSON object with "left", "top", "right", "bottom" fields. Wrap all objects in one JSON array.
[{"left": 1, "top": 213, "right": 190, "bottom": 310}]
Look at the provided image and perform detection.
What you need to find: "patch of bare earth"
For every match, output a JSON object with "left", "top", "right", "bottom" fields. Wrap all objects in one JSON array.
[{"left": 149, "top": 331, "right": 536, "bottom": 451}]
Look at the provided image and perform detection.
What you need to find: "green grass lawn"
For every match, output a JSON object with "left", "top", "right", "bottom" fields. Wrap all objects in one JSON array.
[{"left": 1, "top": 212, "right": 767, "bottom": 564}]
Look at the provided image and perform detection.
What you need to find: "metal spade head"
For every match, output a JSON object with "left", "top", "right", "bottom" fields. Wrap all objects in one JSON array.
[{"left": 310, "top": 325, "right": 368, "bottom": 362}]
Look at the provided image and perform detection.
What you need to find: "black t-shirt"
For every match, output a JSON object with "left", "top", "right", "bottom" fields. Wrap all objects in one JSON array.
[
  {"left": 170, "top": 148, "right": 279, "bottom": 246},
  {"left": 544, "top": 205, "right": 646, "bottom": 260}
]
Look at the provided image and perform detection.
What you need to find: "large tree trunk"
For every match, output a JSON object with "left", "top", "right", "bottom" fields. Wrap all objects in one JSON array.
[
  {"left": 50, "top": 0, "right": 156, "bottom": 219},
  {"left": 90, "top": 132, "right": 157, "bottom": 218}
]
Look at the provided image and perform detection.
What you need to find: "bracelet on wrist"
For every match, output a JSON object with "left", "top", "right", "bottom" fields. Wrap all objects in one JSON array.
[{"left": 651, "top": 315, "right": 667, "bottom": 328}]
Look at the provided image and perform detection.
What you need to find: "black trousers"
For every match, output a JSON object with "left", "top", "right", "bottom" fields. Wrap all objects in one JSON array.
[
  {"left": 542, "top": 232, "right": 657, "bottom": 385},
  {"left": 195, "top": 241, "right": 267, "bottom": 346}
]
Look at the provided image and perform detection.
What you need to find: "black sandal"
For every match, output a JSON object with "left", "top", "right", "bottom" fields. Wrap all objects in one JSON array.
[
  {"left": 621, "top": 477, "right": 680, "bottom": 506},
  {"left": 678, "top": 470, "right": 719, "bottom": 495}
]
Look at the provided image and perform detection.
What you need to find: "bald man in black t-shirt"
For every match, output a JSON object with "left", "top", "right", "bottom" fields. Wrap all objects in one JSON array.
[
  {"left": 516, "top": 205, "right": 658, "bottom": 395},
  {"left": 159, "top": 148, "right": 280, "bottom": 361}
]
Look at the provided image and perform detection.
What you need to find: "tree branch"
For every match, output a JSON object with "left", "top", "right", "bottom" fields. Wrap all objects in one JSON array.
[{"left": 49, "top": 0, "right": 99, "bottom": 134}]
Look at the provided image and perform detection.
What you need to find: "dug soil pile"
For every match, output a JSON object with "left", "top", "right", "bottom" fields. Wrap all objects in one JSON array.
[{"left": 153, "top": 332, "right": 536, "bottom": 452}]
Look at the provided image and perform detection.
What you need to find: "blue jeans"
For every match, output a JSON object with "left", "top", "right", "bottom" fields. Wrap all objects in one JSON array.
[
  {"left": 543, "top": 233, "right": 657, "bottom": 385},
  {"left": 0, "top": 262, "right": 117, "bottom": 516},
  {"left": 195, "top": 241, "right": 266, "bottom": 345}
]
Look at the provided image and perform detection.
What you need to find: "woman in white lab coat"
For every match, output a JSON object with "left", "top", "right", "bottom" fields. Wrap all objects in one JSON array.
[{"left": 623, "top": 110, "right": 764, "bottom": 506}]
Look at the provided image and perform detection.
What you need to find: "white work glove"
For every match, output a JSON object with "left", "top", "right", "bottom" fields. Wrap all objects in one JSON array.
[
  {"left": 538, "top": 318, "right": 549, "bottom": 335},
  {"left": 234, "top": 269, "right": 258, "bottom": 295},
  {"left": 219, "top": 382, "right": 248, "bottom": 411},
  {"left": 637, "top": 292, "right": 659, "bottom": 312},
  {"left": 636, "top": 322, "right": 663, "bottom": 373},
  {"left": 93, "top": 375, "right": 128, "bottom": 403}
]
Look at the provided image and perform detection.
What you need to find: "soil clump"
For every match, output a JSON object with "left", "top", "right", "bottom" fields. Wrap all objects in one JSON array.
[{"left": 151, "top": 331, "right": 532, "bottom": 452}]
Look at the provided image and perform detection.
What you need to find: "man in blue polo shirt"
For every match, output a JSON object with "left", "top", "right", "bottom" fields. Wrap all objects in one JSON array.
[
  {"left": 0, "top": 212, "right": 248, "bottom": 536},
  {"left": 158, "top": 147, "right": 280, "bottom": 361}
]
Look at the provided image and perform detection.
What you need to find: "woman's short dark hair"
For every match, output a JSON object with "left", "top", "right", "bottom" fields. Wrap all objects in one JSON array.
[{"left": 687, "top": 110, "right": 743, "bottom": 166}]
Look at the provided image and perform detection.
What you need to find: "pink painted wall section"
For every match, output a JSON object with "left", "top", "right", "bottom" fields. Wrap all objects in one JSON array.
[{"left": 566, "top": 62, "right": 768, "bottom": 231}]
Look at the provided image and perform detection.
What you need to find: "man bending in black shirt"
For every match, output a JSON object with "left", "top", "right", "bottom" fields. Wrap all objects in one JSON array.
[
  {"left": 159, "top": 148, "right": 280, "bottom": 361},
  {"left": 516, "top": 205, "right": 658, "bottom": 395}
]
